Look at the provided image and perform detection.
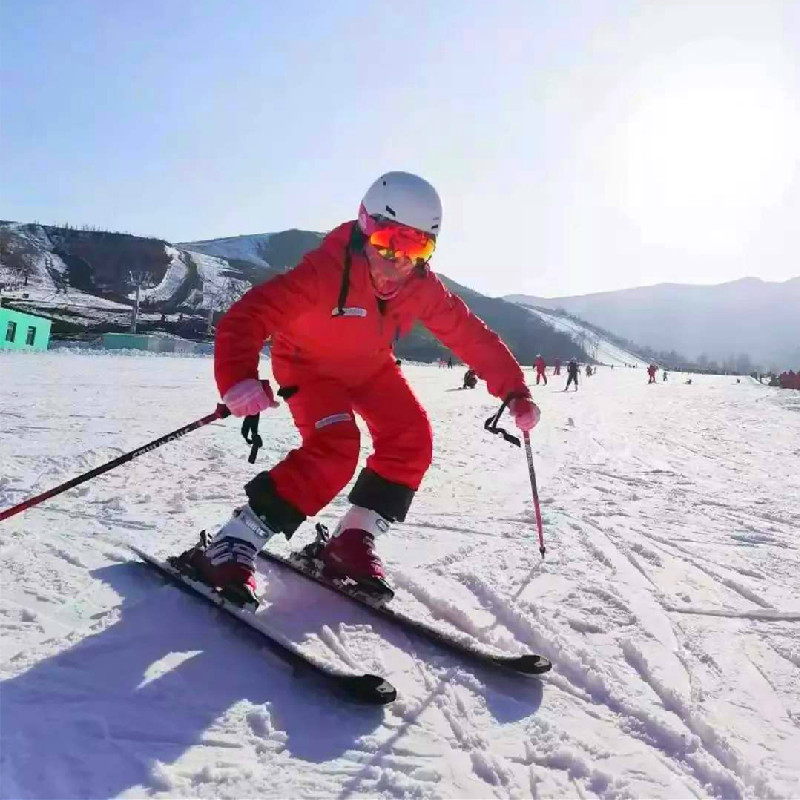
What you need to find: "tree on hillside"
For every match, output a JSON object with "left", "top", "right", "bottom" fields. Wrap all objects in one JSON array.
[{"left": 0, "top": 232, "right": 38, "bottom": 287}]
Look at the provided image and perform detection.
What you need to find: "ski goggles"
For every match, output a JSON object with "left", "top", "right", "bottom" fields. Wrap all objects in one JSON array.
[{"left": 367, "top": 222, "right": 436, "bottom": 265}]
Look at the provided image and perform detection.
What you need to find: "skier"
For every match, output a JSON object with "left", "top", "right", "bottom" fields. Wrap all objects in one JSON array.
[
  {"left": 553, "top": 358, "right": 561, "bottom": 376},
  {"left": 462, "top": 368, "right": 478, "bottom": 389},
  {"left": 585, "top": 364, "right": 592, "bottom": 378},
  {"left": 177, "top": 171, "right": 541, "bottom": 603},
  {"left": 647, "top": 364, "right": 657, "bottom": 384},
  {"left": 663, "top": 370, "right": 668, "bottom": 382},
  {"left": 565, "top": 358, "right": 579, "bottom": 391},
  {"left": 534, "top": 354, "right": 547, "bottom": 385}
]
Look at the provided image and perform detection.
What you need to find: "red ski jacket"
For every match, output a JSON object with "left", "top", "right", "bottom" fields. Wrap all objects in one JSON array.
[{"left": 215, "top": 222, "right": 528, "bottom": 400}]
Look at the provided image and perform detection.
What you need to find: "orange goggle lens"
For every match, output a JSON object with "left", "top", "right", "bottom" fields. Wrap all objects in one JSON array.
[{"left": 368, "top": 225, "right": 436, "bottom": 264}]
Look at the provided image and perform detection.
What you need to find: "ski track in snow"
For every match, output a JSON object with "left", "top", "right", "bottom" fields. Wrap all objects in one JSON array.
[{"left": 1, "top": 353, "right": 799, "bottom": 798}]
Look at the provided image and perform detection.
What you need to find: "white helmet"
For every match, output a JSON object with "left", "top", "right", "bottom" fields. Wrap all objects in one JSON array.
[{"left": 358, "top": 171, "right": 442, "bottom": 236}]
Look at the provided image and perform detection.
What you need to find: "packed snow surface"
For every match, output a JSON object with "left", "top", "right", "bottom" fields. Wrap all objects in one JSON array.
[{"left": 1, "top": 353, "right": 799, "bottom": 799}]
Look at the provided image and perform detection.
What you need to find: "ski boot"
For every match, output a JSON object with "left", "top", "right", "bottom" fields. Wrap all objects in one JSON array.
[
  {"left": 319, "top": 506, "right": 394, "bottom": 602},
  {"left": 171, "top": 505, "right": 277, "bottom": 608}
]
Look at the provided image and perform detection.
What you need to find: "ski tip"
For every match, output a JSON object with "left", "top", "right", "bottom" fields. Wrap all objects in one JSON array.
[
  {"left": 336, "top": 674, "right": 397, "bottom": 705},
  {"left": 496, "top": 654, "right": 552, "bottom": 675}
]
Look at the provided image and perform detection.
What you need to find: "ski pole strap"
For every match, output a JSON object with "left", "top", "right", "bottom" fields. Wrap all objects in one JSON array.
[
  {"left": 241, "top": 414, "right": 263, "bottom": 464},
  {"left": 484, "top": 392, "right": 524, "bottom": 448}
]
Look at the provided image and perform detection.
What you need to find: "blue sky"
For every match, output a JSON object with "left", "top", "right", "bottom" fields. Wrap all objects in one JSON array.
[{"left": 2, "top": 0, "right": 800, "bottom": 297}]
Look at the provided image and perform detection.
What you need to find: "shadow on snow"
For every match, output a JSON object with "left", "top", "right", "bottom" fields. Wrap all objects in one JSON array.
[{"left": 0, "top": 561, "right": 385, "bottom": 799}]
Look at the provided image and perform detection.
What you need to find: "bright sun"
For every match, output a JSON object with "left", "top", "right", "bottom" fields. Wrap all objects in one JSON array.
[{"left": 619, "top": 73, "right": 800, "bottom": 254}]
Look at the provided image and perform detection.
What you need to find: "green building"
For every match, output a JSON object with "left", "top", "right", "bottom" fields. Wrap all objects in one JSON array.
[
  {"left": 101, "top": 332, "right": 203, "bottom": 353},
  {"left": 0, "top": 307, "right": 52, "bottom": 351}
]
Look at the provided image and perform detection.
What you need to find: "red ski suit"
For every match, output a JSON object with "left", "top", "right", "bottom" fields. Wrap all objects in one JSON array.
[
  {"left": 534, "top": 356, "right": 547, "bottom": 385},
  {"left": 215, "top": 222, "right": 528, "bottom": 526}
]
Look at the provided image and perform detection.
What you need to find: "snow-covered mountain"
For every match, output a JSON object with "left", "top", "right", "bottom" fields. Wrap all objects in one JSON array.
[
  {"left": 522, "top": 306, "right": 649, "bottom": 367},
  {"left": 0, "top": 222, "right": 252, "bottom": 327},
  {"left": 179, "top": 229, "right": 325, "bottom": 274},
  {"left": 507, "top": 277, "right": 800, "bottom": 371},
  {"left": 0, "top": 222, "right": 583, "bottom": 364},
  {"left": 177, "top": 232, "right": 275, "bottom": 268},
  {"left": 2, "top": 351, "right": 799, "bottom": 797}
]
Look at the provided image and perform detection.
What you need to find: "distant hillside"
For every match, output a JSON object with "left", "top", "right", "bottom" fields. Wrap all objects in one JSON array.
[
  {"left": 0, "top": 221, "right": 584, "bottom": 364},
  {"left": 434, "top": 276, "right": 586, "bottom": 365},
  {"left": 180, "top": 231, "right": 585, "bottom": 364},
  {"left": 520, "top": 305, "right": 649, "bottom": 368},
  {"left": 178, "top": 229, "right": 325, "bottom": 281},
  {"left": 507, "top": 277, "right": 800, "bottom": 371}
]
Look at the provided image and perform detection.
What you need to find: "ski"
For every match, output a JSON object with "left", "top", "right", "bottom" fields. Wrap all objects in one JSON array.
[
  {"left": 258, "top": 532, "right": 552, "bottom": 678},
  {"left": 130, "top": 546, "right": 397, "bottom": 706}
]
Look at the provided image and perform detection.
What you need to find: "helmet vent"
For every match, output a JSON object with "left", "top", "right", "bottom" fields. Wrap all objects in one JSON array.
[{"left": 384, "top": 205, "right": 396, "bottom": 217}]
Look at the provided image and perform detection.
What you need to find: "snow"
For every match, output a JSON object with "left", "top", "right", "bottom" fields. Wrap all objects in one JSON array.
[
  {"left": 188, "top": 251, "right": 249, "bottom": 311},
  {"left": 178, "top": 233, "right": 274, "bottom": 268},
  {"left": 1, "top": 353, "right": 799, "bottom": 798},
  {"left": 521, "top": 305, "right": 649, "bottom": 367},
  {"left": 134, "top": 247, "right": 189, "bottom": 305}
]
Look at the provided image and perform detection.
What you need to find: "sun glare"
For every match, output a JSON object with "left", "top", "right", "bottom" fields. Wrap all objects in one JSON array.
[{"left": 619, "top": 74, "right": 800, "bottom": 253}]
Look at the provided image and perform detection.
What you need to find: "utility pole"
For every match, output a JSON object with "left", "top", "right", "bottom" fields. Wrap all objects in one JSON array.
[
  {"left": 129, "top": 270, "right": 153, "bottom": 334},
  {"left": 131, "top": 281, "right": 141, "bottom": 333}
]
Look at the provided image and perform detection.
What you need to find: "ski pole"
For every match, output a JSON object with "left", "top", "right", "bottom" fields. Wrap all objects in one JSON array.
[
  {"left": 522, "top": 431, "right": 546, "bottom": 558},
  {"left": 0, "top": 404, "right": 231, "bottom": 523}
]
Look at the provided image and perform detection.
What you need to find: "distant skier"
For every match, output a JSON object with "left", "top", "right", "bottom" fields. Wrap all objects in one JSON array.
[
  {"left": 647, "top": 364, "right": 657, "bottom": 384},
  {"left": 662, "top": 370, "right": 668, "bottom": 382},
  {"left": 534, "top": 354, "right": 548, "bottom": 385},
  {"left": 585, "top": 364, "right": 592, "bottom": 378},
  {"left": 553, "top": 358, "right": 561, "bottom": 376},
  {"left": 174, "top": 171, "right": 541, "bottom": 604},
  {"left": 565, "top": 358, "right": 579, "bottom": 391},
  {"left": 462, "top": 368, "right": 478, "bottom": 389}
]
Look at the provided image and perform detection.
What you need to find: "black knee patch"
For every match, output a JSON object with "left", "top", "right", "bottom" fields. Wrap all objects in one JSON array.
[
  {"left": 245, "top": 472, "right": 306, "bottom": 538},
  {"left": 348, "top": 468, "right": 416, "bottom": 522}
]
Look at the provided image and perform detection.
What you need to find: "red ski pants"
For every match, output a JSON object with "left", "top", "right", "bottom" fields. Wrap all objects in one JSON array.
[{"left": 269, "top": 360, "right": 433, "bottom": 517}]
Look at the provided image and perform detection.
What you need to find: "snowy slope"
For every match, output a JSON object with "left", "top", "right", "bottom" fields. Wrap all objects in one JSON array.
[
  {"left": 0, "top": 223, "right": 249, "bottom": 323},
  {"left": 134, "top": 246, "right": 189, "bottom": 305},
  {"left": 178, "top": 233, "right": 274, "bottom": 268},
  {"left": 1, "top": 355, "right": 799, "bottom": 798},
  {"left": 0, "top": 223, "right": 64, "bottom": 294},
  {"left": 186, "top": 251, "right": 249, "bottom": 311},
  {"left": 507, "top": 277, "right": 800, "bottom": 369},
  {"left": 0, "top": 225, "right": 137, "bottom": 323},
  {"left": 522, "top": 305, "right": 649, "bottom": 367}
]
